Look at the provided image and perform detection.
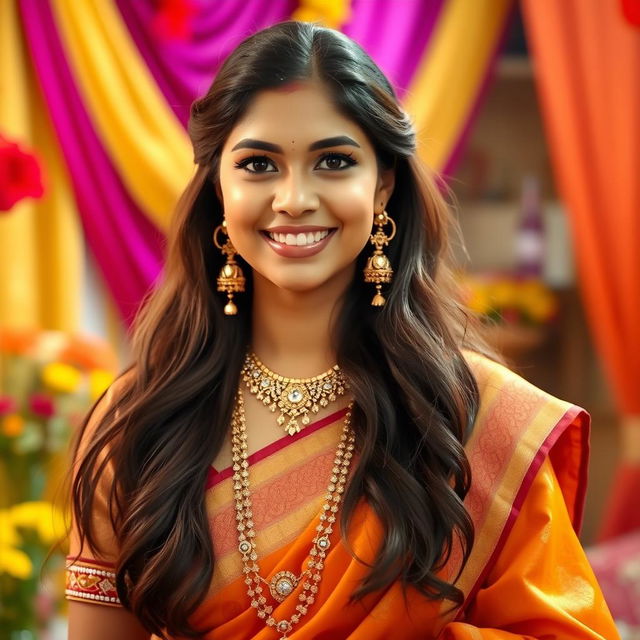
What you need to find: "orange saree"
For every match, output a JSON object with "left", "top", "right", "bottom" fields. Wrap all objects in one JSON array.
[{"left": 66, "top": 352, "right": 620, "bottom": 638}]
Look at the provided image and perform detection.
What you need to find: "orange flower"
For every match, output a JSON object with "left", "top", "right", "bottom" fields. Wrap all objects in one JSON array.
[
  {"left": 2, "top": 414, "right": 24, "bottom": 437},
  {"left": 59, "top": 335, "right": 118, "bottom": 372},
  {"left": 0, "top": 327, "right": 40, "bottom": 355}
]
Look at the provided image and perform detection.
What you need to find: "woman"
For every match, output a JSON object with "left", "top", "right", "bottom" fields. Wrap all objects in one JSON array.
[{"left": 65, "top": 21, "right": 619, "bottom": 640}]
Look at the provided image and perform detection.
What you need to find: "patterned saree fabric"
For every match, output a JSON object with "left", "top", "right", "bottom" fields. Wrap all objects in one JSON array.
[{"left": 66, "top": 353, "right": 619, "bottom": 638}]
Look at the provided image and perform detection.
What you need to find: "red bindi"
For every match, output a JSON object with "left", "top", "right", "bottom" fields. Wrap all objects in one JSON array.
[{"left": 274, "top": 81, "right": 307, "bottom": 94}]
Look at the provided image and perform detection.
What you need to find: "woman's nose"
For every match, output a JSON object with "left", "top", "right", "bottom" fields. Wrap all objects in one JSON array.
[{"left": 272, "top": 171, "right": 320, "bottom": 217}]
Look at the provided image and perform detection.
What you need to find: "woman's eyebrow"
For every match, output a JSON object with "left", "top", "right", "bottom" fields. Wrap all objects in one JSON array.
[{"left": 230, "top": 136, "right": 361, "bottom": 153}]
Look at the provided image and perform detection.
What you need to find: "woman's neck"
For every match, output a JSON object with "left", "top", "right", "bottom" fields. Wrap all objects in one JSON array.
[{"left": 250, "top": 269, "right": 352, "bottom": 377}]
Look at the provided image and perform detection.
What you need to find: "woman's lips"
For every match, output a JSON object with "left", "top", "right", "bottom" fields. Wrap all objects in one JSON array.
[{"left": 261, "top": 229, "right": 337, "bottom": 258}]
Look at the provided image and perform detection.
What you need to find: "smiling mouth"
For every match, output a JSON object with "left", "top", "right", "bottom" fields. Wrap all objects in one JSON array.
[{"left": 260, "top": 228, "right": 337, "bottom": 247}]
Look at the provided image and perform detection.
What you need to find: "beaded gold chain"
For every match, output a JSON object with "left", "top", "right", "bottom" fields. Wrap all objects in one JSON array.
[
  {"left": 231, "top": 387, "right": 355, "bottom": 639},
  {"left": 241, "top": 351, "right": 349, "bottom": 436}
]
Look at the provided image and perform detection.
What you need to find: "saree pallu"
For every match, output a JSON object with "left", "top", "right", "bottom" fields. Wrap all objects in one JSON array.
[{"left": 66, "top": 352, "right": 619, "bottom": 638}]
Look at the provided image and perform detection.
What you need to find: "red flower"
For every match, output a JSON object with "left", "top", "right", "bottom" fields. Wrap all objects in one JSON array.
[
  {"left": 152, "top": 0, "right": 197, "bottom": 40},
  {"left": 0, "top": 395, "right": 17, "bottom": 416},
  {"left": 0, "top": 137, "right": 45, "bottom": 212},
  {"left": 28, "top": 392, "right": 56, "bottom": 418}
]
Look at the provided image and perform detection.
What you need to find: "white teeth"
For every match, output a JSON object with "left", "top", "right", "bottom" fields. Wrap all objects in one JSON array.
[{"left": 267, "top": 229, "right": 330, "bottom": 246}]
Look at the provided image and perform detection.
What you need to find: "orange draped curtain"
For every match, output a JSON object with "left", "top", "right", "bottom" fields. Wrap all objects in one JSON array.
[{"left": 522, "top": 0, "right": 640, "bottom": 539}]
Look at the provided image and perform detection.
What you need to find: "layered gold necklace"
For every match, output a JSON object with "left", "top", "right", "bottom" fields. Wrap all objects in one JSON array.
[
  {"left": 241, "top": 351, "right": 349, "bottom": 436},
  {"left": 231, "top": 386, "right": 355, "bottom": 639}
]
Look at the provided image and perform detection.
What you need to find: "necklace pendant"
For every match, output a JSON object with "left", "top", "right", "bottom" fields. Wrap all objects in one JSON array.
[
  {"left": 286, "top": 418, "right": 300, "bottom": 436},
  {"left": 269, "top": 570, "right": 298, "bottom": 602}
]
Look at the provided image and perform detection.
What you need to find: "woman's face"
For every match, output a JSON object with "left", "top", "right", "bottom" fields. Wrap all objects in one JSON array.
[{"left": 217, "top": 79, "right": 395, "bottom": 296}]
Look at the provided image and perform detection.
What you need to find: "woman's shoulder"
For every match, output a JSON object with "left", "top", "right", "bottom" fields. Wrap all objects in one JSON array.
[
  {"left": 459, "top": 347, "right": 590, "bottom": 532},
  {"left": 460, "top": 348, "right": 578, "bottom": 416},
  {"left": 74, "top": 367, "right": 136, "bottom": 457}
]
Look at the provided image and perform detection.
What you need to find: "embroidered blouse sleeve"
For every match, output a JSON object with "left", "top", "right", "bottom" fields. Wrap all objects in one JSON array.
[
  {"left": 438, "top": 456, "right": 620, "bottom": 639},
  {"left": 65, "top": 381, "right": 124, "bottom": 607}
]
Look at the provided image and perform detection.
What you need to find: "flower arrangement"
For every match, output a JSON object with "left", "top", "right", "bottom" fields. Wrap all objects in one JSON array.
[
  {"left": 458, "top": 272, "right": 558, "bottom": 327},
  {"left": 0, "top": 328, "right": 117, "bottom": 637}
]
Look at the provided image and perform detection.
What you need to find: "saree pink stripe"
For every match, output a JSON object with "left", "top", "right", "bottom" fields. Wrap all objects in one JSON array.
[
  {"left": 453, "top": 404, "right": 590, "bottom": 621},
  {"left": 211, "top": 449, "right": 336, "bottom": 557},
  {"left": 205, "top": 406, "right": 349, "bottom": 489},
  {"left": 18, "top": 0, "right": 164, "bottom": 325}
]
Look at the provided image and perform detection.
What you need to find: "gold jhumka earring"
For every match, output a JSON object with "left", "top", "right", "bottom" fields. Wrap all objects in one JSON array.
[
  {"left": 363, "top": 210, "right": 396, "bottom": 306},
  {"left": 213, "top": 220, "right": 245, "bottom": 315}
]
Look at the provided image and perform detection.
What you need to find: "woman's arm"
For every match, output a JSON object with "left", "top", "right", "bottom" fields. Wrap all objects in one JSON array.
[
  {"left": 438, "top": 457, "right": 620, "bottom": 639},
  {"left": 68, "top": 601, "right": 151, "bottom": 640},
  {"left": 66, "top": 372, "right": 151, "bottom": 638}
]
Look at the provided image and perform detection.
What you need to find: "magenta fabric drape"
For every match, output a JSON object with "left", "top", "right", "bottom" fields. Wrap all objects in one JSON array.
[
  {"left": 16, "top": 0, "right": 506, "bottom": 328},
  {"left": 114, "top": 0, "right": 299, "bottom": 125},
  {"left": 18, "top": 0, "right": 165, "bottom": 325},
  {"left": 116, "top": 0, "right": 446, "bottom": 125}
]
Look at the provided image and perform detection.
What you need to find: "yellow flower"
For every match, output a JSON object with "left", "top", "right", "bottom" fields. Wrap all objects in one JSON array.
[
  {"left": 488, "top": 280, "right": 518, "bottom": 308},
  {"left": 0, "top": 509, "right": 32, "bottom": 579},
  {"left": 10, "top": 501, "right": 66, "bottom": 544},
  {"left": 38, "top": 506, "right": 67, "bottom": 544},
  {"left": 89, "top": 369, "right": 116, "bottom": 402},
  {"left": 517, "top": 280, "right": 557, "bottom": 323},
  {"left": 0, "top": 509, "right": 21, "bottom": 547},
  {"left": 2, "top": 413, "right": 24, "bottom": 437},
  {"left": 42, "top": 362, "right": 82, "bottom": 393},
  {"left": 466, "top": 282, "right": 492, "bottom": 315},
  {"left": 9, "top": 501, "right": 43, "bottom": 528},
  {"left": 0, "top": 545, "right": 32, "bottom": 579}
]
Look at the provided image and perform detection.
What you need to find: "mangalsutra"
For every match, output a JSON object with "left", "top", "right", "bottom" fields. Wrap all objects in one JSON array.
[
  {"left": 231, "top": 388, "right": 355, "bottom": 638},
  {"left": 241, "top": 351, "right": 349, "bottom": 436}
]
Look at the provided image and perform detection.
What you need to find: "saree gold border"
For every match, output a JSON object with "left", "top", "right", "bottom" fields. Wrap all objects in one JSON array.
[
  {"left": 207, "top": 422, "right": 344, "bottom": 589},
  {"left": 435, "top": 396, "right": 572, "bottom": 629},
  {"left": 462, "top": 351, "right": 508, "bottom": 452},
  {"left": 209, "top": 353, "right": 513, "bottom": 594},
  {"left": 206, "top": 419, "right": 344, "bottom": 511},
  {"left": 211, "top": 490, "right": 326, "bottom": 592}
]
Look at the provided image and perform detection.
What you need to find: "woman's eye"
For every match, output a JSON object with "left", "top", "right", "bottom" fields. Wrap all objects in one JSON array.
[
  {"left": 234, "top": 152, "right": 356, "bottom": 174},
  {"left": 316, "top": 153, "right": 356, "bottom": 170},
  {"left": 234, "top": 155, "right": 276, "bottom": 174}
]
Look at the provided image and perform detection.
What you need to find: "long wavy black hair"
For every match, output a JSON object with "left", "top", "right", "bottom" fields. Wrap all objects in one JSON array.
[{"left": 70, "top": 20, "right": 492, "bottom": 638}]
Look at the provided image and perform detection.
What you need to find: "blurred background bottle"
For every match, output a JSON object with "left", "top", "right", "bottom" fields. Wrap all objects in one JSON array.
[{"left": 515, "top": 175, "right": 545, "bottom": 277}]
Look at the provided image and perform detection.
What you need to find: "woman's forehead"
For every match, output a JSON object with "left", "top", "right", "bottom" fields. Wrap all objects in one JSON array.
[{"left": 224, "top": 84, "right": 368, "bottom": 151}]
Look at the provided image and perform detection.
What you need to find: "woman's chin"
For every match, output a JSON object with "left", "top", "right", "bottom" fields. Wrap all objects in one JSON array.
[
  {"left": 252, "top": 261, "right": 357, "bottom": 297},
  {"left": 264, "top": 278, "right": 326, "bottom": 295}
]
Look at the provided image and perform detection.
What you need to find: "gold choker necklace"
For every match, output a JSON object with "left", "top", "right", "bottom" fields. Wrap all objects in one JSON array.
[
  {"left": 241, "top": 351, "right": 349, "bottom": 436},
  {"left": 231, "top": 387, "right": 355, "bottom": 638}
]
